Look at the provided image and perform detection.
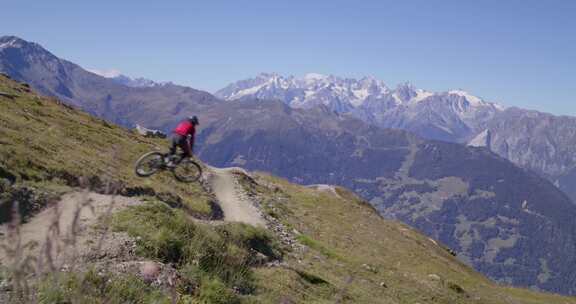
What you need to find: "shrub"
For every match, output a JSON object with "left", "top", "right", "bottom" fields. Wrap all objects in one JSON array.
[
  {"left": 197, "top": 276, "right": 241, "bottom": 304},
  {"left": 217, "top": 223, "right": 282, "bottom": 260},
  {"left": 112, "top": 201, "right": 283, "bottom": 297},
  {"left": 37, "top": 270, "right": 169, "bottom": 304}
]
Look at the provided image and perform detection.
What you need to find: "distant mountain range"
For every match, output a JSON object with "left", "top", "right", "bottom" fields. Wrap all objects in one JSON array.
[
  {"left": 86, "top": 68, "right": 163, "bottom": 88},
  {"left": 217, "top": 73, "right": 576, "bottom": 202},
  {"left": 216, "top": 72, "right": 504, "bottom": 143},
  {"left": 3, "top": 35, "right": 576, "bottom": 294}
]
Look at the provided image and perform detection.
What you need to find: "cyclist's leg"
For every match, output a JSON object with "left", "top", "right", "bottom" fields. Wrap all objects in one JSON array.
[
  {"left": 176, "top": 136, "right": 190, "bottom": 163},
  {"left": 183, "top": 137, "right": 192, "bottom": 158},
  {"left": 169, "top": 134, "right": 180, "bottom": 156},
  {"left": 166, "top": 134, "right": 183, "bottom": 167}
]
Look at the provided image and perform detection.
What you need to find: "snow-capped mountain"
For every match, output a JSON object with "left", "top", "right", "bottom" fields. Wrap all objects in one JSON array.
[
  {"left": 216, "top": 73, "right": 389, "bottom": 111},
  {"left": 216, "top": 73, "right": 504, "bottom": 142},
  {"left": 0, "top": 36, "right": 32, "bottom": 49},
  {"left": 87, "top": 69, "right": 161, "bottom": 88}
]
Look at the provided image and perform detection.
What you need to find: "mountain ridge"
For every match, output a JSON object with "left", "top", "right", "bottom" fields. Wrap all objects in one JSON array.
[
  {"left": 0, "top": 35, "right": 221, "bottom": 131},
  {"left": 216, "top": 72, "right": 502, "bottom": 109},
  {"left": 216, "top": 72, "right": 504, "bottom": 143},
  {"left": 86, "top": 68, "right": 164, "bottom": 88}
]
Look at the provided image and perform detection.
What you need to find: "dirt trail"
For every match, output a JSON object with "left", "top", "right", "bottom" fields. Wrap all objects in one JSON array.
[
  {"left": 0, "top": 192, "right": 139, "bottom": 263},
  {"left": 208, "top": 167, "right": 266, "bottom": 228},
  {"left": 0, "top": 166, "right": 267, "bottom": 263}
]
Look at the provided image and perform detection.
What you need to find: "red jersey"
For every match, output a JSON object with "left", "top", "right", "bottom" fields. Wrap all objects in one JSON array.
[{"left": 174, "top": 120, "right": 195, "bottom": 136}]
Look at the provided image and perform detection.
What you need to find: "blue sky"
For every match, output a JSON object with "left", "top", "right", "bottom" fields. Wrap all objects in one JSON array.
[{"left": 2, "top": 0, "right": 575, "bottom": 115}]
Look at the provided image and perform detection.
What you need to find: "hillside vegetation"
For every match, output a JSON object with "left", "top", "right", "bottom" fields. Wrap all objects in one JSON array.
[
  {"left": 3, "top": 36, "right": 576, "bottom": 293},
  {"left": 0, "top": 74, "right": 214, "bottom": 221},
  {"left": 240, "top": 174, "right": 576, "bottom": 303},
  {"left": 0, "top": 74, "right": 575, "bottom": 303}
]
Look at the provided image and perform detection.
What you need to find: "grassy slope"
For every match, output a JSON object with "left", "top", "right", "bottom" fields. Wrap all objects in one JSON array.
[
  {"left": 0, "top": 74, "right": 212, "bottom": 216},
  {"left": 0, "top": 74, "right": 575, "bottom": 303},
  {"left": 244, "top": 174, "right": 576, "bottom": 304}
]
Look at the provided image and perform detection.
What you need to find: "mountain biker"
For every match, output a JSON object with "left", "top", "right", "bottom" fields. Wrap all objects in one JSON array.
[{"left": 166, "top": 116, "right": 199, "bottom": 167}]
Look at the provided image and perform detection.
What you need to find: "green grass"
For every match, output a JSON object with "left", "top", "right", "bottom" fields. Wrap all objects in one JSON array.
[
  {"left": 196, "top": 276, "right": 242, "bottom": 304},
  {"left": 0, "top": 75, "right": 213, "bottom": 219},
  {"left": 37, "top": 270, "right": 170, "bottom": 304},
  {"left": 111, "top": 200, "right": 282, "bottom": 299},
  {"left": 241, "top": 173, "right": 576, "bottom": 304},
  {"left": 296, "top": 234, "right": 341, "bottom": 261}
]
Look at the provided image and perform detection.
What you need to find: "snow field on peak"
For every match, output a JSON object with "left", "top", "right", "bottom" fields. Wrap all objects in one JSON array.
[{"left": 218, "top": 73, "right": 504, "bottom": 113}]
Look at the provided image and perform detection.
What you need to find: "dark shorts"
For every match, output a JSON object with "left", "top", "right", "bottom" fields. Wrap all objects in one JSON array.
[{"left": 170, "top": 134, "right": 191, "bottom": 157}]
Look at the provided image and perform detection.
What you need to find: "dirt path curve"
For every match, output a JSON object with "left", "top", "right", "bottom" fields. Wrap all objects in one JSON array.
[
  {"left": 208, "top": 167, "right": 266, "bottom": 228},
  {"left": 0, "top": 192, "right": 139, "bottom": 263},
  {"left": 0, "top": 166, "right": 267, "bottom": 263}
]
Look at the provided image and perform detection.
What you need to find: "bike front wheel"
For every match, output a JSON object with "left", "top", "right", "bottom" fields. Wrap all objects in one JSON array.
[
  {"left": 135, "top": 151, "right": 164, "bottom": 177},
  {"left": 173, "top": 159, "right": 203, "bottom": 183}
]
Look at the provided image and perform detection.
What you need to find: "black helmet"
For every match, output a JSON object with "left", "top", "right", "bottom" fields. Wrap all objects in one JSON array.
[{"left": 188, "top": 115, "right": 199, "bottom": 125}]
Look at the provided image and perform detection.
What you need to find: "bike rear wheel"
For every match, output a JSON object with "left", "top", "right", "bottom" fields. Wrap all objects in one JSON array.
[
  {"left": 173, "top": 159, "right": 202, "bottom": 183},
  {"left": 135, "top": 151, "right": 164, "bottom": 177}
]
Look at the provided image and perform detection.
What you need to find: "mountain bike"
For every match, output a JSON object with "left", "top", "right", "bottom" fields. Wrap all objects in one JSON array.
[{"left": 134, "top": 151, "right": 202, "bottom": 183}]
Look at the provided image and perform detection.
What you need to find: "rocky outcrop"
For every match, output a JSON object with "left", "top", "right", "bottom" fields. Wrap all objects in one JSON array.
[
  {"left": 134, "top": 124, "right": 167, "bottom": 138},
  {"left": 472, "top": 108, "right": 576, "bottom": 202},
  {"left": 467, "top": 129, "right": 491, "bottom": 149}
]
